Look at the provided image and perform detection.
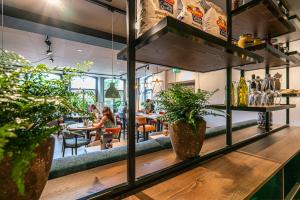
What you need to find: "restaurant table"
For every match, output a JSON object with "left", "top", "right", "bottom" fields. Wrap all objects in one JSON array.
[{"left": 67, "top": 123, "right": 96, "bottom": 139}]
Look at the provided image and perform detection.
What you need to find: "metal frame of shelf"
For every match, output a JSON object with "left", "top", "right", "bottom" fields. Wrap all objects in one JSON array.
[
  {"left": 236, "top": 43, "right": 299, "bottom": 71},
  {"left": 232, "top": 0, "right": 295, "bottom": 40},
  {"left": 85, "top": 0, "right": 296, "bottom": 199}
]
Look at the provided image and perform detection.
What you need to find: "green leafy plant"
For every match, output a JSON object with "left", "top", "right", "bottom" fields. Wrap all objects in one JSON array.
[
  {"left": 0, "top": 50, "right": 93, "bottom": 195},
  {"left": 156, "top": 84, "right": 223, "bottom": 131},
  {"left": 141, "top": 101, "right": 151, "bottom": 111}
]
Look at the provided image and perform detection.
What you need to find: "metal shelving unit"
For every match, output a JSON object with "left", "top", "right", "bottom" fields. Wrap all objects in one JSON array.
[
  {"left": 88, "top": 0, "right": 298, "bottom": 199},
  {"left": 211, "top": 104, "right": 296, "bottom": 112},
  {"left": 232, "top": 0, "right": 295, "bottom": 39},
  {"left": 236, "top": 43, "right": 299, "bottom": 71},
  {"left": 117, "top": 17, "right": 263, "bottom": 73}
]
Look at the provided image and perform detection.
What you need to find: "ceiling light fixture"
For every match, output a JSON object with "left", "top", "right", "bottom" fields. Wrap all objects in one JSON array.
[
  {"left": 47, "top": 0, "right": 61, "bottom": 6},
  {"left": 76, "top": 49, "right": 83, "bottom": 52},
  {"left": 152, "top": 66, "right": 163, "bottom": 92},
  {"left": 45, "top": 35, "right": 54, "bottom": 62},
  {"left": 105, "top": 12, "right": 120, "bottom": 99}
]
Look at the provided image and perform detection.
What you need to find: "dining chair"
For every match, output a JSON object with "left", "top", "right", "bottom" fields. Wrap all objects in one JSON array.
[
  {"left": 136, "top": 116, "right": 156, "bottom": 142},
  {"left": 62, "top": 130, "right": 90, "bottom": 157},
  {"left": 101, "top": 126, "right": 122, "bottom": 149}
]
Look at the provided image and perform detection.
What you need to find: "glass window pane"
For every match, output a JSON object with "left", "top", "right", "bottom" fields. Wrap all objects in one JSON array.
[{"left": 71, "top": 76, "right": 96, "bottom": 89}]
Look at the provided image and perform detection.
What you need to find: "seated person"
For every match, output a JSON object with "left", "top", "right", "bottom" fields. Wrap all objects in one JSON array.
[
  {"left": 89, "top": 104, "right": 100, "bottom": 120},
  {"left": 92, "top": 107, "right": 117, "bottom": 148}
]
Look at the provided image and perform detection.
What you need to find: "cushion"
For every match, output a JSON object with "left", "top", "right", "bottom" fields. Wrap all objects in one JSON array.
[
  {"left": 65, "top": 138, "right": 90, "bottom": 147},
  {"left": 137, "top": 125, "right": 156, "bottom": 132},
  {"left": 155, "top": 136, "right": 172, "bottom": 148}
]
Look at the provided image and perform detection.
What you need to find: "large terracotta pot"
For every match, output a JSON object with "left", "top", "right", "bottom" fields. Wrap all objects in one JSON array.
[
  {"left": 169, "top": 121, "right": 206, "bottom": 160},
  {"left": 0, "top": 136, "right": 55, "bottom": 200}
]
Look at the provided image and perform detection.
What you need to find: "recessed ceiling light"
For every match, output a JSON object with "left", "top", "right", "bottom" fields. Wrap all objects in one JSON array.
[
  {"left": 47, "top": 0, "right": 61, "bottom": 6},
  {"left": 76, "top": 49, "right": 83, "bottom": 52}
]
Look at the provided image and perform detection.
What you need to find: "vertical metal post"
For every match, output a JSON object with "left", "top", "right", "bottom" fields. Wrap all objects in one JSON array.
[
  {"left": 126, "top": 0, "right": 136, "bottom": 185},
  {"left": 226, "top": 68, "right": 232, "bottom": 145},
  {"left": 226, "top": 0, "right": 232, "bottom": 42},
  {"left": 265, "top": 66, "right": 270, "bottom": 132},
  {"left": 226, "top": 0, "right": 232, "bottom": 146},
  {"left": 286, "top": 42, "right": 290, "bottom": 125}
]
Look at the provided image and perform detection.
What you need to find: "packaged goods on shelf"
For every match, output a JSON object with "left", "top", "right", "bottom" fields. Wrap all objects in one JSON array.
[
  {"left": 178, "top": 0, "right": 205, "bottom": 30},
  {"left": 137, "top": 0, "right": 180, "bottom": 37},
  {"left": 202, "top": 0, "right": 227, "bottom": 40}
]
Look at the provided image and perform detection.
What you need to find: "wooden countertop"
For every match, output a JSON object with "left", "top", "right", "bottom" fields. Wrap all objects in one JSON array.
[
  {"left": 126, "top": 127, "right": 300, "bottom": 200},
  {"left": 41, "top": 126, "right": 300, "bottom": 200},
  {"left": 238, "top": 127, "right": 300, "bottom": 165},
  {"left": 126, "top": 152, "right": 281, "bottom": 200}
]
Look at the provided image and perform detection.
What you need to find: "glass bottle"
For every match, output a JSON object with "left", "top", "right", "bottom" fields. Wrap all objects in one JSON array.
[
  {"left": 238, "top": 70, "right": 248, "bottom": 106},
  {"left": 225, "top": 81, "right": 235, "bottom": 106}
]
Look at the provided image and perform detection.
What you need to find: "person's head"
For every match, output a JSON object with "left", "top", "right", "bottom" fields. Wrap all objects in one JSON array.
[
  {"left": 102, "top": 106, "right": 115, "bottom": 123},
  {"left": 146, "top": 99, "right": 151, "bottom": 103},
  {"left": 90, "top": 104, "right": 96, "bottom": 110}
]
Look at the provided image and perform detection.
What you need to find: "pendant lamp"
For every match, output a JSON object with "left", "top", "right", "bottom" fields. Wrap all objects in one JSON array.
[
  {"left": 152, "top": 66, "right": 163, "bottom": 92},
  {"left": 105, "top": 12, "right": 120, "bottom": 99}
]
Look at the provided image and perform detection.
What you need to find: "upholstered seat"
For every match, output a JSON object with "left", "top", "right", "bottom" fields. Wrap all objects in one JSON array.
[
  {"left": 137, "top": 124, "right": 156, "bottom": 132},
  {"left": 65, "top": 138, "right": 90, "bottom": 148},
  {"left": 136, "top": 116, "right": 156, "bottom": 142}
]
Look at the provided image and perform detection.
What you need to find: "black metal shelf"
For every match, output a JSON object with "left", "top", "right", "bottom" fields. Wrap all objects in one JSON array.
[
  {"left": 282, "top": 93, "right": 300, "bottom": 97},
  {"left": 235, "top": 43, "right": 299, "bottom": 71},
  {"left": 211, "top": 104, "right": 296, "bottom": 112},
  {"left": 232, "top": 0, "right": 295, "bottom": 40},
  {"left": 275, "top": 15, "right": 300, "bottom": 43},
  {"left": 117, "top": 17, "right": 263, "bottom": 73}
]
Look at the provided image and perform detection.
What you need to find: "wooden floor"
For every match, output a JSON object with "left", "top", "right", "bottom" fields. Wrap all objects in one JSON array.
[
  {"left": 126, "top": 126, "right": 300, "bottom": 200},
  {"left": 40, "top": 125, "right": 288, "bottom": 200}
]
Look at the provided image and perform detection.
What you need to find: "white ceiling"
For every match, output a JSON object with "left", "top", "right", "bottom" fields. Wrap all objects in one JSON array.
[{"left": 1, "top": 27, "right": 168, "bottom": 77}]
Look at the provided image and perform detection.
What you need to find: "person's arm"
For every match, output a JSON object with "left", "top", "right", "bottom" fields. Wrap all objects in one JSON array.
[{"left": 93, "top": 116, "right": 108, "bottom": 128}]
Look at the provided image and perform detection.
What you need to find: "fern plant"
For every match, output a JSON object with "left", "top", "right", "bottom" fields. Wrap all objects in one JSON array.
[
  {"left": 0, "top": 50, "right": 92, "bottom": 195},
  {"left": 155, "top": 84, "right": 223, "bottom": 131}
]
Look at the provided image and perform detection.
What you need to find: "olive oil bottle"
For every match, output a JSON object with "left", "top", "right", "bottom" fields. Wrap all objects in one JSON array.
[{"left": 238, "top": 70, "right": 248, "bottom": 106}]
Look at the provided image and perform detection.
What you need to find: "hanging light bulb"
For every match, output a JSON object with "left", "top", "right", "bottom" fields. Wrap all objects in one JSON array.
[
  {"left": 152, "top": 66, "right": 163, "bottom": 92},
  {"left": 105, "top": 12, "right": 120, "bottom": 99}
]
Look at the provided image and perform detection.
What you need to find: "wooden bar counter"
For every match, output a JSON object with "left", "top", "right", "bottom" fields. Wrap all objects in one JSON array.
[{"left": 126, "top": 127, "right": 300, "bottom": 200}]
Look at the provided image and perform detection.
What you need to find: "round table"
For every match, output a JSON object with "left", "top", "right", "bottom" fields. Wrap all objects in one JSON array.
[{"left": 67, "top": 123, "right": 96, "bottom": 139}]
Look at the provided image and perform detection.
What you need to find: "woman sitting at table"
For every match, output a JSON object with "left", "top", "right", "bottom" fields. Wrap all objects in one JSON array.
[{"left": 93, "top": 107, "right": 116, "bottom": 141}]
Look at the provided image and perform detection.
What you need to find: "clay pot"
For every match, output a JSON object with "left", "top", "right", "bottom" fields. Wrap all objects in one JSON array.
[
  {"left": 0, "top": 136, "right": 55, "bottom": 200},
  {"left": 169, "top": 121, "right": 206, "bottom": 160}
]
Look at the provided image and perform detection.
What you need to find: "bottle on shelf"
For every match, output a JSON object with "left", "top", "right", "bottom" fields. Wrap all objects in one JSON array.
[
  {"left": 237, "top": 70, "right": 248, "bottom": 106},
  {"left": 225, "top": 81, "right": 235, "bottom": 106}
]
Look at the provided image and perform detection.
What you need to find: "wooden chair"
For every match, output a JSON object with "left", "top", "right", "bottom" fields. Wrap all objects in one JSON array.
[
  {"left": 101, "top": 126, "right": 122, "bottom": 149},
  {"left": 136, "top": 116, "right": 156, "bottom": 142}
]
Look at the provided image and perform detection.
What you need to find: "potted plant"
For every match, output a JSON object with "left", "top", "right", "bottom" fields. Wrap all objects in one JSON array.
[
  {"left": 156, "top": 84, "right": 222, "bottom": 160},
  {"left": 0, "top": 50, "right": 92, "bottom": 200}
]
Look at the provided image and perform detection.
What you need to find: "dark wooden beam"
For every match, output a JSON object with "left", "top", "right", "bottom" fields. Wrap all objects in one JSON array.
[{"left": 0, "top": 5, "right": 126, "bottom": 44}]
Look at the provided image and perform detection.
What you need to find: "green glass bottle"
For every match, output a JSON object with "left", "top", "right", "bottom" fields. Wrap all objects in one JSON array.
[{"left": 238, "top": 70, "right": 248, "bottom": 106}]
